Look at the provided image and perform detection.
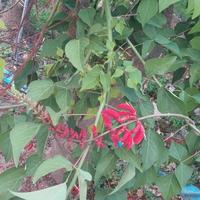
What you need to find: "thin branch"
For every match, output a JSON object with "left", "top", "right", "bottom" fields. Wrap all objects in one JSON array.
[
  {"left": 182, "top": 150, "right": 200, "bottom": 163},
  {"left": 126, "top": 38, "right": 162, "bottom": 87}
]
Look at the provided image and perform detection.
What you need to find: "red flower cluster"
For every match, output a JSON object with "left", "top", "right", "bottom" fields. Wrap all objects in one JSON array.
[
  {"left": 49, "top": 124, "right": 87, "bottom": 148},
  {"left": 50, "top": 103, "right": 144, "bottom": 150},
  {"left": 102, "top": 103, "right": 145, "bottom": 149}
]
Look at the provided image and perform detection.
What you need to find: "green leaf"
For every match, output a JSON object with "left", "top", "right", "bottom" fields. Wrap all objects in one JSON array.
[
  {"left": 81, "top": 66, "right": 100, "bottom": 91},
  {"left": 65, "top": 38, "right": 89, "bottom": 72},
  {"left": 25, "top": 155, "right": 43, "bottom": 176},
  {"left": 154, "top": 35, "right": 181, "bottom": 56},
  {"left": 126, "top": 69, "right": 142, "bottom": 89},
  {"left": 157, "top": 87, "right": 186, "bottom": 115},
  {"left": 114, "top": 148, "right": 142, "bottom": 172},
  {"left": 0, "top": 168, "right": 25, "bottom": 200},
  {"left": 142, "top": 40, "right": 154, "bottom": 58},
  {"left": 189, "top": 21, "right": 200, "bottom": 34},
  {"left": 190, "top": 36, "right": 200, "bottom": 50},
  {"left": 0, "top": 19, "right": 6, "bottom": 30},
  {"left": 0, "top": 58, "right": 6, "bottom": 81},
  {"left": 190, "top": 64, "right": 200, "bottom": 86},
  {"left": 185, "top": 132, "right": 200, "bottom": 153},
  {"left": 45, "top": 107, "right": 62, "bottom": 126},
  {"left": 159, "top": 0, "right": 180, "bottom": 12},
  {"left": 54, "top": 87, "right": 72, "bottom": 111},
  {"left": 33, "top": 155, "right": 73, "bottom": 183},
  {"left": 100, "top": 71, "right": 111, "bottom": 92},
  {"left": 175, "top": 163, "right": 193, "bottom": 187},
  {"left": 112, "top": 68, "right": 124, "bottom": 78},
  {"left": 78, "top": 169, "right": 92, "bottom": 200},
  {"left": 196, "top": 156, "right": 200, "bottom": 162},
  {"left": 28, "top": 79, "right": 54, "bottom": 101},
  {"left": 94, "top": 150, "right": 117, "bottom": 184},
  {"left": 36, "top": 125, "right": 49, "bottom": 156},
  {"left": 141, "top": 131, "right": 166, "bottom": 170},
  {"left": 10, "top": 183, "right": 67, "bottom": 200},
  {"left": 191, "top": 0, "right": 200, "bottom": 19},
  {"left": 156, "top": 174, "right": 181, "bottom": 200},
  {"left": 78, "top": 8, "right": 96, "bottom": 27},
  {"left": 137, "top": 0, "right": 158, "bottom": 26},
  {"left": 145, "top": 56, "right": 177, "bottom": 76},
  {"left": 10, "top": 122, "right": 41, "bottom": 167},
  {"left": 169, "top": 142, "right": 188, "bottom": 161},
  {"left": 110, "top": 164, "right": 135, "bottom": 195}
]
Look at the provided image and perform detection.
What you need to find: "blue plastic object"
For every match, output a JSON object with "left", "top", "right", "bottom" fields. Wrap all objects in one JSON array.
[
  {"left": 117, "top": 141, "right": 124, "bottom": 148},
  {"left": 3, "top": 69, "right": 13, "bottom": 85},
  {"left": 181, "top": 184, "right": 200, "bottom": 200},
  {"left": 158, "top": 170, "right": 167, "bottom": 176}
]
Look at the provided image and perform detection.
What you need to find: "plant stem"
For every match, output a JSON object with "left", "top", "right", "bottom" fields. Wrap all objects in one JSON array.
[
  {"left": 66, "top": 145, "right": 90, "bottom": 199},
  {"left": 104, "top": 0, "right": 113, "bottom": 73},
  {"left": 182, "top": 150, "right": 200, "bottom": 163},
  {"left": 126, "top": 38, "right": 162, "bottom": 87}
]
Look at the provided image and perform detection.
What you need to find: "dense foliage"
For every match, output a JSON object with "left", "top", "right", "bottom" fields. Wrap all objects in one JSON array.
[{"left": 0, "top": 0, "right": 200, "bottom": 199}]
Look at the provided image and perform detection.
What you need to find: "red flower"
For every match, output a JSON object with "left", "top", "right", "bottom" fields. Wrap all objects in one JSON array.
[
  {"left": 92, "top": 126, "right": 105, "bottom": 148},
  {"left": 101, "top": 103, "right": 145, "bottom": 149},
  {"left": 132, "top": 121, "right": 145, "bottom": 144}
]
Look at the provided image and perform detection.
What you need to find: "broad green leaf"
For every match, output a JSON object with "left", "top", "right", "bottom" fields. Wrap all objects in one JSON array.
[
  {"left": 81, "top": 66, "right": 100, "bottom": 91},
  {"left": 0, "top": 58, "right": 6, "bottom": 81},
  {"left": 154, "top": 35, "right": 181, "bottom": 56},
  {"left": 156, "top": 174, "right": 181, "bottom": 200},
  {"left": 179, "top": 91, "right": 198, "bottom": 112},
  {"left": 54, "top": 88, "right": 72, "bottom": 111},
  {"left": 175, "top": 163, "right": 193, "bottom": 187},
  {"left": 46, "top": 107, "right": 62, "bottom": 126},
  {"left": 157, "top": 87, "right": 186, "bottom": 115},
  {"left": 25, "top": 155, "right": 43, "bottom": 176},
  {"left": 169, "top": 142, "right": 188, "bottom": 161},
  {"left": 33, "top": 155, "right": 73, "bottom": 183},
  {"left": 0, "top": 168, "right": 25, "bottom": 200},
  {"left": 0, "top": 19, "right": 6, "bottom": 30},
  {"left": 159, "top": 0, "right": 180, "bottom": 12},
  {"left": 100, "top": 71, "right": 110, "bottom": 92},
  {"left": 78, "top": 8, "right": 96, "bottom": 27},
  {"left": 28, "top": 79, "right": 54, "bottom": 101},
  {"left": 65, "top": 38, "right": 89, "bottom": 72},
  {"left": 190, "top": 36, "right": 200, "bottom": 50},
  {"left": 196, "top": 156, "right": 200, "bottom": 162},
  {"left": 110, "top": 164, "right": 135, "bottom": 195},
  {"left": 94, "top": 150, "right": 117, "bottom": 184},
  {"left": 78, "top": 169, "right": 92, "bottom": 200},
  {"left": 127, "top": 69, "right": 142, "bottom": 89},
  {"left": 185, "top": 132, "right": 200, "bottom": 153},
  {"left": 189, "top": 21, "right": 200, "bottom": 34},
  {"left": 10, "top": 183, "right": 67, "bottom": 200},
  {"left": 112, "top": 68, "right": 124, "bottom": 78},
  {"left": 145, "top": 56, "right": 177, "bottom": 76},
  {"left": 190, "top": 64, "right": 200, "bottom": 86},
  {"left": 142, "top": 40, "right": 154, "bottom": 58},
  {"left": 133, "top": 167, "right": 157, "bottom": 189},
  {"left": 114, "top": 148, "right": 142, "bottom": 172},
  {"left": 10, "top": 122, "right": 41, "bottom": 167},
  {"left": 141, "top": 131, "right": 165, "bottom": 170},
  {"left": 36, "top": 125, "right": 49, "bottom": 156},
  {"left": 137, "top": 0, "right": 158, "bottom": 26},
  {"left": 191, "top": 0, "right": 200, "bottom": 19}
]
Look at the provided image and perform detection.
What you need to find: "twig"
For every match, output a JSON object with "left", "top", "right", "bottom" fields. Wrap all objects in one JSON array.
[
  {"left": 126, "top": 38, "right": 162, "bottom": 87},
  {"left": 182, "top": 150, "right": 200, "bottom": 163}
]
